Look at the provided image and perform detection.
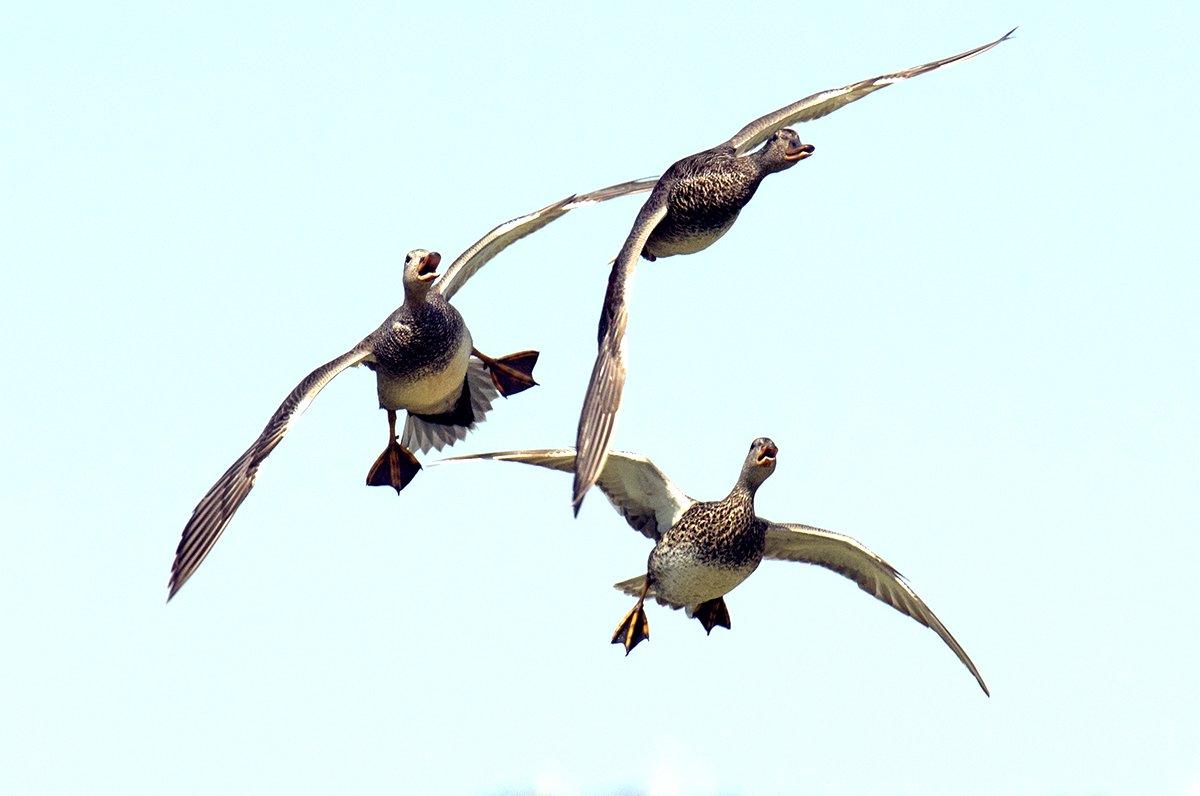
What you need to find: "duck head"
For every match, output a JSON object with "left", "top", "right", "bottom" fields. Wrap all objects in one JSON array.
[
  {"left": 755, "top": 129, "right": 815, "bottom": 174},
  {"left": 403, "top": 249, "right": 442, "bottom": 300},
  {"left": 739, "top": 436, "right": 779, "bottom": 491}
]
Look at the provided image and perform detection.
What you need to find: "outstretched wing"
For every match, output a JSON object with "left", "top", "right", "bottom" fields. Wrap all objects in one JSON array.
[
  {"left": 441, "top": 447, "right": 693, "bottom": 540},
  {"left": 168, "top": 347, "right": 371, "bottom": 599},
  {"left": 726, "top": 28, "right": 1015, "bottom": 156},
  {"left": 434, "top": 177, "right": 659, "bottom": 301},
  {"left": 572, "top": 194, "right": 671, "bottom": 514},
  {"left": 763, "top": 521, "right": 989, "bottom": 695}
]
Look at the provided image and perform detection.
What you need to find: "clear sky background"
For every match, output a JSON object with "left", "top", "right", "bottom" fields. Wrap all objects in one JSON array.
[{"left": 3, "top": 2, "right": 1198, "bottom": 794}]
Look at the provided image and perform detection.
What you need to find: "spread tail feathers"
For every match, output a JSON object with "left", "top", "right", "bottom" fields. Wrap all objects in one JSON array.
[{"left": 401, "top": 359, "right": 498, "bottom": 453}]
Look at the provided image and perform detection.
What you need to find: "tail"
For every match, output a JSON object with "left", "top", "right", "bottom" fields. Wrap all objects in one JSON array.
[
  {"left": 616, "top": 575, "right": 694, "bottom": 611},
  {"left": 614, "top": 575, "right": 650, "bottom": 598},
  {"left": 401, "top": 359, "right": 498, "bottom": 453}
]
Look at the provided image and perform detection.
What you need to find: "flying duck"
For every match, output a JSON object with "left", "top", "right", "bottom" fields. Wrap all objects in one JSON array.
[
  {"left": 168, "top": 177, "right": 657, "bottom": 599},
  {"left": 572, "top": 29, "right": 1015, "bottom": 511},
  {"left": 448, "top": 439, "right": 989, "bottom": 695}
]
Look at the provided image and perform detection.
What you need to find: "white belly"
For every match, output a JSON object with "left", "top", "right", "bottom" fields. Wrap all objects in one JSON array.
[
  {"left": 653, "top": 559, "right": 758, "bottom": 607},
  {"left": 376, "top": 334, "right": 472, "bottom": 414}
]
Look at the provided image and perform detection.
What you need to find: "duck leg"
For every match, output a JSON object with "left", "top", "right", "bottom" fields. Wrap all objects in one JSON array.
[
  {"left": 365, "top": 409, "right": 422, "bottom": 493},
  {"left": 692, "top": 597, "right": 731, "bottom": 635},
  {"left": 472, "top": 348, "right": 539, "bottom": 397},
  {"left": 611, "top": 578, "right": 652, "bottom": 655}
]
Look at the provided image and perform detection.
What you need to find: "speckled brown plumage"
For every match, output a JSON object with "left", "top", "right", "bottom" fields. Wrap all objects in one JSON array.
[
  {"left": 641, "top": 146, "right": 768, "bottom": 260},
  {"left": 647, "top": 486, "right": 768, "bottom": 609},
  {"left": 364, "top": 284, "right": 474, "bottom": 419},
  {"left": 366, "top": 294, "right": 467, "bottom": 391},
  {"left": 623, "top": 438, "right": 778, "bottom": 618},
  {"left": 447, "top": 438, "right": 990, "bottom": 692}
]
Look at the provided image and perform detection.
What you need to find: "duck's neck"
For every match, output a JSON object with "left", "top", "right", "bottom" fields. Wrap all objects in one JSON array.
[
  {"left": 726, "top": 480, "right": 759, "bottom": 507},
  {"left": 748, "top": 147, "right": 790, "bottom": 178},
  {"left": 403, "top": 283, "right": 437, "bottom": 307}
]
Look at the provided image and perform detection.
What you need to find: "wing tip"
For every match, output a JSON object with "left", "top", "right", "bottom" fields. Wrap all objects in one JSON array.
[
  {"left": 166, "top": 571, "right": 185, "bottom": 602},
  {"left": 433, "top": 452, "right": 482, "bottom": 467},
  {"left": 439, "top": 449, "right": 542, "bottom": 465},
  {"left": 571, "top": 479, "right": 587, "bottom": 516},
  {"left": 571, "top": 456, "right": 598, "bottom": 515}
]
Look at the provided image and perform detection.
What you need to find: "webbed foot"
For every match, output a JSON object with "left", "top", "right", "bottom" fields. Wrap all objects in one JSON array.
[
  {"left": 474, "top": 348, "right": 539, "bottom": 396},
  {"left": 365, "top": 439, "right": 422, "bottom": 494},
  {"left": 611, "top": 602, "right": 650, "bottom": 655},
  {"left": 692, "top": 597, "right": 731, "bottom": 635}
]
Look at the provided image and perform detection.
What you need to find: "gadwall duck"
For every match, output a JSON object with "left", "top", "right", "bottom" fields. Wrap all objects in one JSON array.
[
  {"left": 169, "top": 178, "right": 656, "bottom": 599},
  {"left": 572, "top": 30, "right": 1015, "bottom": 510},
  {"left": 449, "top": 439, "right": 988, "bottom": 695}
]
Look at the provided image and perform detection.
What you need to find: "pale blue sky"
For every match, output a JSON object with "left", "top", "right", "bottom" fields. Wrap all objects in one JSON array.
[{"left": 3, "top": 2, "right": 1198, "bottom": 794}]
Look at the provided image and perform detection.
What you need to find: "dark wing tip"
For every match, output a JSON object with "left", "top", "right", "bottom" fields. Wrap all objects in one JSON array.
[
  {"left": 166, "top": 533, "right": 203, "bottom": 601},
  {"left": 571, "top": 479, "right": 588, "bottom": 516},
  {"left": 166, "top": 530, "right": 195, "bottom": 601},
  {"left": 167, "top": 553, "right": 195, "bottom": 602}
]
